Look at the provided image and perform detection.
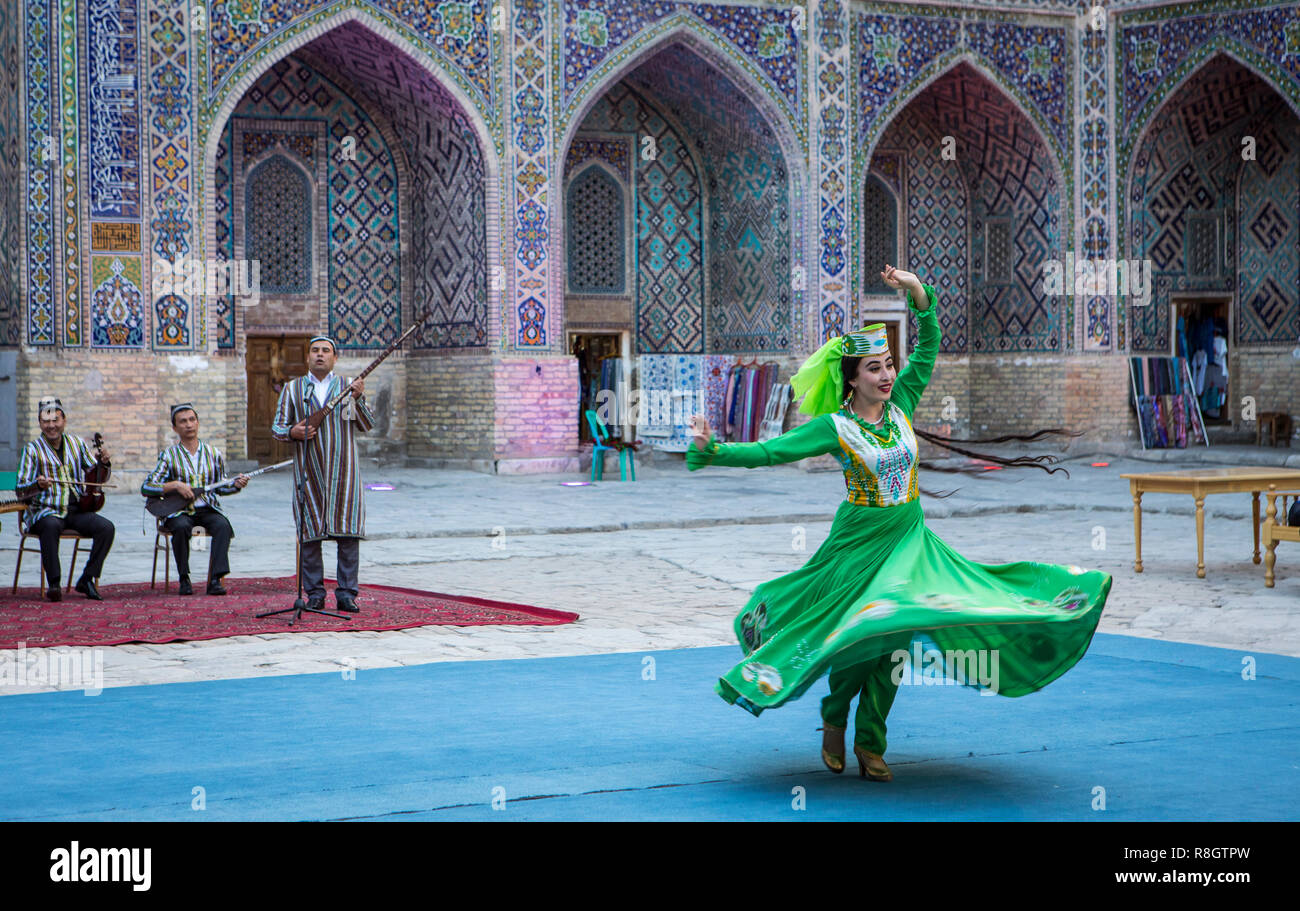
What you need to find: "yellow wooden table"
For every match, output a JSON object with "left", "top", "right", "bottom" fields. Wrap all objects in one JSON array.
[{"left": 1120, "top": 467, "right": 1300, "bottom": 578}]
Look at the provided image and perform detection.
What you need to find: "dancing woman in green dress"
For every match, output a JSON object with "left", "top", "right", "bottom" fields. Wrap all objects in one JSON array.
[{"left": 687, "top": 265, "right": 1111, "bottom": 781}]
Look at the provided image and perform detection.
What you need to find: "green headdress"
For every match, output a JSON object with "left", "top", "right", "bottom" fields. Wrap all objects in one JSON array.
[{"left": 790, "top": 324, "right": 890, "bottom": 416}]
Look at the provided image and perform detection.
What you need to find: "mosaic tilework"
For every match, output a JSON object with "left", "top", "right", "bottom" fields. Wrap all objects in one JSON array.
[
  {"left": 245, "top": 154, "right": 313, "bottom": 294},
  {"left": 216, "top": 56, "right": 402, "bottom": 348},
  {"left": 557, "top": 0, "right": 807, "bottom": 158},
  {"left": 213, "top": 126, "right": 234, "bottom": 347},
  {"left": 1116, "top": 3, "right": 1300, "bottom": 352},
  {"left": 566, "top": 164, "right": 627, "bottom": 295},
  {"left": 514, "top": 0, "right": 550, "bottom": 347},
  {"left": 817, "top": 0, "right": 849, "bottom": 343},
  {"left": 1079, "top": 14, "right": 1112, "bottom": 350},
  {"left": 878, "top": 109, "right": 968, "bottom": 354},
  {"left": 0, "top": 0, "right": 21, "bottom": 345},
  {"left": 86, "top": 0, "right": 140, "bottom": 221},
  {"left": 560, "top": 0, "right": 804, "bottom": 144},
  {"left": 861, "top": 173, "right": 898, "bottom": 297},
  {"left": 626, "top": 45, "right": 790, "bottom": 353},
  {"left": 856, "top": 10, "right": 1069, "bottom": 160},
  {"left": 89, "top": 254, "right": 144, "bottom": 348},
  {"left": 24, "top": 0, "right": 55, "bottom": 345},
  {"left": 207, "top": 0, "right": 498, "bottom": 119},
  {"left": 148, "top": 0, "right": 193, "bottom": 348},
  {"left": 300, "top": 23, "right": 488, "bottom": 348},
  {"left": 1129, "top": 56, "right": 1293, "bottom": 352},
  {"left": 580, "top": 82, "right": 703, "bottom": 353},
  {"left": 59, "top": 0, "right": 82, "bottom": 345},
  {"left": 1238, "top": 114, "right": 1299, "bottom": 346},
  {"left": 566, "top": 137, "right": 630, "bottom": 182}
]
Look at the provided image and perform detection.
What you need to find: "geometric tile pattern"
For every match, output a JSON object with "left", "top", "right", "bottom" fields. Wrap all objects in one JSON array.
[
  {"left": 579, "top": 81, "right": 703, "bottom": 353},
  {"left": 878, "top": 63, "right": 1063, "bottom": 353},
  {"left": 147, "top": 0, "right": 193, "bottom": 348},
  {"left": 59, "top": 0, "right": 83, "bottom": 345},
  {"left": 1078, "top": 16, "right": 1112, "bottom": 350},
  {"left": 565, "top": 164, "right": 626, "bottom": 296},
  {"left": 880, "top": 109, "right": 969, "bottom": 354},
  {"left": 1116, "top": 3, "right": 1300, "bottom": 351},
  {"left": 1237, "top": 113, "right": 1298, "bottom": 345},
  {"left": 513, "top": 0, "right": 549, "bottom": 347},
  {"left": 87, "top": 0, "right": 140, "bottom": 221},
  {"left": 24, "top": 0, "right": 55, "bottom": 345},
  {"left": 558, "top": 0, "right": 805, "bottom": 150},
  {"left": 626, "top": 44, "right": 790, "bottom": 353},
  {"left": 217, "top": 55, "right": 402, "bottom": 348},
  {"left": 206, "top": 0, "right": 498, "bottom": 118},
  {"left": 1128, "top": 56, "right": 1279, "bottom": 352},
  {"left": 816, "top": 0, "right": 849, "bottom": 343},
  {"left": 301, "top": 23, "right": 486, "bottom": 349},
  {"left": 861, "top": 173, "right": 898, "bottom": 298},
  {"left": 244, "top": 153, "right": 312, "bottom": 295},
  {"left": 1, "top": 0, "right": 22, "bottom": 346},
  {"left": 89, "top": 254, "right": 144, "bottom": 348}
]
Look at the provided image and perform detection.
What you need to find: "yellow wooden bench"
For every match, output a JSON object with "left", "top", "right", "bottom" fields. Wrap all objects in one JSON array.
[{"left": 1263, "top": 485, "right": 1300, "bottom": 587}]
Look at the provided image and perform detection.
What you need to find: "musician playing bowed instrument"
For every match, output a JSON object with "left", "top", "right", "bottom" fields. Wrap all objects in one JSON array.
[
  {"left": 271, "top": 335, "right": 375, "bottom": 614},
  {"left": 14, "top": 397, "right": 116, "bottom": 602},
  {"left": 140, "top": 404, "right": 250, "bottom": 596}
]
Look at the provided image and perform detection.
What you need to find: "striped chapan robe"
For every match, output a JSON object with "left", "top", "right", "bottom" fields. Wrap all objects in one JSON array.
[
  {"left": 140, "top": 441, "right": 240, "bottom": 519},
  {"left": 14, "top": 433, "right": 100, "bottom": 533},
  {"left": 271, "top": 375, "right": 375, "bottom": 542}
]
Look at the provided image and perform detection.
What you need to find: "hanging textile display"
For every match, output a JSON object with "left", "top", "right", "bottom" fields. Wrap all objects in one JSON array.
[{"left": 1129, "top": 356, "right": 1209, "bottom": 450}]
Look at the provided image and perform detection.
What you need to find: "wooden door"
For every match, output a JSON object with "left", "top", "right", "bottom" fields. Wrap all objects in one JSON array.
[{"left": 246, "top": 336, "right": 310, "bottom": 461}]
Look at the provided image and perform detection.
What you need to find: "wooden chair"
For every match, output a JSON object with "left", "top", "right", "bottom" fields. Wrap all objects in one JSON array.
[
  {"left": 152, "top": 519, "right": 208, "bottom": 592},
  {"left": 1256, "top": 412, "right": 1293, "bottom": 448},
  {"left": 1263, "top": 485, "right": 1300, "bottom": 588},
  {"left": 12, "top": 507, "right": 86, "bottom": 594}
]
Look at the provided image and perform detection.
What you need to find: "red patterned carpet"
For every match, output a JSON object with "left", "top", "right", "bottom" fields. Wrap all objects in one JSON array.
[{"left": 0, "top": 577, "right": 578, "bottom": 648}]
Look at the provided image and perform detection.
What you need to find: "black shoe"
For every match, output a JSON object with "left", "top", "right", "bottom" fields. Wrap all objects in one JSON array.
[
  {"left": 178, "top": 576, "right": 193, "bottom": 596},
  {"left": 74, "top": 577, "right": 102, "bottom": 601},
  {"left": 306, "top": 595, "right": 326, "bottom": 612},
  {"left": 335, "top": 595, "right": 359, "bottom": 613},
  {"left": 45, "top": 586, "right": 62, "bottom": 603},
  {"left": 206, "top": 579, "right": 227, "bottom": 596}
]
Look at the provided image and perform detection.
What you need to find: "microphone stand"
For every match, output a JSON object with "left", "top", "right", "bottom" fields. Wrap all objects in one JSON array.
[{"left": 257, "top": 408, "right": 348, "bottom": 625}]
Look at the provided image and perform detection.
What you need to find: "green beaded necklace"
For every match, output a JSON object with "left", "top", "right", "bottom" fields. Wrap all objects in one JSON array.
[{"left": 843, "top": 402, "right": 898, "bottom": 445}]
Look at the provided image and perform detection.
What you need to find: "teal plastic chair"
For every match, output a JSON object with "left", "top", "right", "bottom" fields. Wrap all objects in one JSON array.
[{"left": 584, "top": 409, "right": 637, "bottom": 481}]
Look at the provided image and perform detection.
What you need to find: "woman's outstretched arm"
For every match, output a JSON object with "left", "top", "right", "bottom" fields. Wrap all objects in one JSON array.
[
  {"left": 889, "top": 283, "right": 942, "bottom": 419},
  {"left": 686, "top": 414, "right": 839, "bottom": 471}
]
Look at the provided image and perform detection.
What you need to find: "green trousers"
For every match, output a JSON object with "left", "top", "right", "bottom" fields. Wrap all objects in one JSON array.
[{"left": 820, "top": 649, "right": 903, "bottom": 754}]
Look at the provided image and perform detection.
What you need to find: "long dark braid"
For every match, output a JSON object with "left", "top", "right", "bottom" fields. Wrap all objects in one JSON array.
[{"left": 841, "top": 356, "right": 1083, "bottom": 498}]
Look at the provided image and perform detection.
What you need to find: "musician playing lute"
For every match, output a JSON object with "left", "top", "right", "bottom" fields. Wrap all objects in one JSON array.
[
  {"left": 141, "top": 403, "right": 250, "bottom": 596},
  {"left": 271, "top": 335, "right": 375, "bottom": 614}
]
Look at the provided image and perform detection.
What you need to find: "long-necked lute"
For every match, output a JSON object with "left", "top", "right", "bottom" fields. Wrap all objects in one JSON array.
[
  {"left": 144, "top": 458, "right": 293, "bottom": 518},
  {"left": 304, "top": 314, "right": 426, "bottom": 433}
]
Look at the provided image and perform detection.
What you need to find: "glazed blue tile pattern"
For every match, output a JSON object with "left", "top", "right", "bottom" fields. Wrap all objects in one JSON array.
[
  {"left": 86, "top": 0, "right": 140, "bottom": 221},
  {"left": 856, "top": 11, "right": 1069, "bottom": 161},
  {"left": 1115, "top": 3, "right": 1300, "bottom": 352},
  {"left": 580, "top": 82, "right": 704, "bottom": 353},
  {"left": 627, "top": 45, "right": 790, "bottom": 353},
  {"left": 566, "top": 164, "right": 627, "bottom": 295},
  {"left": 1129, "top": 55, "right": 1296, "bottom": 353},
  {"left": 0, "top": 0, "right": 21, "bottom": 345},
  {"left": 514, "top": 0, "right": 550, "bottom": 347},
  {"left": 817, "top": 0, "right": 850, "bottom": 343},
  {"left": 24, "top": 0, "right": 55, "bottom": 345},
  {"left": 560, "top": 0, "right": 804, "bottom": 142},
  {"left": 216, "top": 57, "right": 402, "bottom": 348},
  {"left": 148, "top": 0, "right": 193, "bottom": 348},
  {"left": 245, "top": 154, "right": 313, "bottom": 294},
  {"left": 300, "top": 23, "right": 486, "bottom": 349},
  {"left": 206, "top": 0, "right": 497, "bottom": 117},
  {"left": 1079, "top": 18, "right": 1112, "bottom": 350}
]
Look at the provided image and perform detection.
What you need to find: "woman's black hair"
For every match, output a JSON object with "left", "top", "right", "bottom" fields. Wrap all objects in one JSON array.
[{"left": 840, "top": 355, "right": 1082, "bottom": 498}]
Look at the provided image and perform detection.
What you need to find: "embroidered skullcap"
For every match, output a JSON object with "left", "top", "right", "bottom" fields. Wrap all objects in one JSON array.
[
  {"left": 170, "top": 402, "right": 198, "bottom": 422},
  {"left": 38, "top": 396, "right": 64, "bottom": 417},
  {"left": 308, "top": 335, "right": 337, "bottom": 353},
  {"left": 841, "top": 324, "right": 890, "bottom": 358}
]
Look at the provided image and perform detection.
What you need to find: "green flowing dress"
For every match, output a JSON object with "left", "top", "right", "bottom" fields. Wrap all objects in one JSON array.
[{"left": 687, "top": 285, "right": 1111, "bottom": 749}]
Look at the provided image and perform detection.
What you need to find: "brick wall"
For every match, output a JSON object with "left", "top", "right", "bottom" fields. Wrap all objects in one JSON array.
[
  {"left": 1235, "top": 351, "right": 1300, "bottom": 442},
  {"left": 494, "top": 357, "right": 580, "bottom": 459},
  {"left": 406, "top": 349, "right": 495, "bottom": 460},
  {"left": 17, "top": 349, "right": 233, "bottom": 488}
]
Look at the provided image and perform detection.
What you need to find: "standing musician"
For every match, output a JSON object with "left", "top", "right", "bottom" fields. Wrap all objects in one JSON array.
[
  {"left": 271, "top": 335, "right": 375, "bottom": 613},
  {"left": 141, "top": 404, "right": 250, "bottom": 596},
  {"left": 14, "top": 397, "right": 116, "bottom": 601}
]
